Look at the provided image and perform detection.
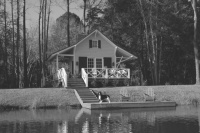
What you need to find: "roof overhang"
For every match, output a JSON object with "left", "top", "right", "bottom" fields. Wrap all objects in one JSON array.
[
  {"left": 47, "top": 29, "right": 138, "bottom": 62},
  {"left": 116, "top": 47, "right": 137, "bottom": 64},
  {"left": 47, "top": 30, "right": 98, "bottom": 61},
  {"left": 48, "top": 45, "right": 75, "bottom": 61}
]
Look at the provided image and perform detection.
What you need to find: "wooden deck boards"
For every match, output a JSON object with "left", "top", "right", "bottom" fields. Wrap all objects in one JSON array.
[{"left": 82, "top": 101, "right": 176, "bottom": 110}]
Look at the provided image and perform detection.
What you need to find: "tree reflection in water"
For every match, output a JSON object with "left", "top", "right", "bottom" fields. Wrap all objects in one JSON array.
[
  {"left": 57, "top": 121, "right": 67, "bottom": 133},
  {"left": 0, "top": 106, "right": 199, "bottom": 133}
]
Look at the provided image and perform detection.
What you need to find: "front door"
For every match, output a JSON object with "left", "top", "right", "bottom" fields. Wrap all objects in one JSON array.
[
  {"left": 104, "top": 57, "right": 112, "bottom": 68},
  {"left": 79, "top": 57, "right": 87, "bottom": 73}
]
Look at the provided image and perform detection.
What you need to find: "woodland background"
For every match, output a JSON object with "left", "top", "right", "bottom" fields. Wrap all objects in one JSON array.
[{"left": 0, "top": 0, "right": 200, "bottom": 88}]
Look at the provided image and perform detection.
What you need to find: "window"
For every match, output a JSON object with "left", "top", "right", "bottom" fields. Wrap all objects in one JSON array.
[
  {"left": 87, "top": 58, "right": 103, "bottom": 69},
  {"left": 96, "top": 58, "right": 102, "bottom": 68},
  {"left": 92, "top": 41, "right": 98, "bottom": 48},
  {"left": 88, "top": 58, "right": 94, "bottom": 68},
  {"left": 89, "top": 40, "right": 101, "bottom": 48}
]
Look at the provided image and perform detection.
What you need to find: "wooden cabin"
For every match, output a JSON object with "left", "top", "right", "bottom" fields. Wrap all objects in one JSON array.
[{"left": 48, "top": 30, "right": 137, "bottom": 87}]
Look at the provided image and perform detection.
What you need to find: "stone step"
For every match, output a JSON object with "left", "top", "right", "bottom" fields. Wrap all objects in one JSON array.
[
  {"left": 81, "top": 97, "right": 98, "bottom": 101},
  {"left": 76, "top": 90, "right": 91, "bottom": 92},
  {"left": 68, "top": 78, "right": 86, "bottom": 88},
  {"left": 68, "top": 83, "right": 85, "bottom": 85},
  {"left": 77, "top": 90, "right": 93, "bottom": 93},
  {"left": 80, "top": 96, "right": 97, "bottom": 99},
  {"left": 68, "top": 83, "right": 85, "bottom": 87},
  {"left": 79, "top": 95, "right": 96, "bottom": 97},
  {"left": 75, "top": 88, "right": 99, "bottom": 103},
  {"left": 77, "top": 91, "right": 95, "bottom": 94},
  {"left": 68, "top": 81, "right": 84, "bottom": 83},
  {"left": 83, "top": 100, "right": 99, "bottom": 103},
  {"left": 68, "top": 78, "right": 83, "bottom": 81},
  {"left": 76, "top": 89, "right": 91, "bottom": 92},
  {"left": 68, "top": 81, "right": 85, "bottom": 84}
]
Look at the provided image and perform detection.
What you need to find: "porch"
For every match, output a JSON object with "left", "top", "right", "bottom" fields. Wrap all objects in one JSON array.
[{"left": 81, "top": 68, "right": 130, "bottom": 87}]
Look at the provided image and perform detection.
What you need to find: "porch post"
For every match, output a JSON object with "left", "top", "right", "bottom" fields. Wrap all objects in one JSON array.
[
  {"left": 56, "top": 54, "right": 59, "bottom": 71},
  {"left": 73, "top": 45, "right": 76, "bottom": 75},
  {"left": 115, "top": 47, "right": 117, "bottom": 68},
  {"left": 128, "top": 69, "right": 130, "bottom": 79}
]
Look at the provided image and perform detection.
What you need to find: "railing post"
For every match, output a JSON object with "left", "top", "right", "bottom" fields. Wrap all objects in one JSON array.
[
  {"left": 105, "top": 69, "right": 108, "bottom": 78},
  {"left": 66, "top": 73, "right": 68, "bottom": 87},
  {"left": 86, "top": 74, "right": 88, "bottom": 87},
  {"left": 128, "top": 69, "right": 130, "bottom": 78},
  {"left": 56, "top": 55, "right": 58, "bottom": 71},
  {"left": 81, "top": 68, "right": 88, "bottom": 87},
  {"left": 81, "top": 68, "right": 83, "bottom": 76}
]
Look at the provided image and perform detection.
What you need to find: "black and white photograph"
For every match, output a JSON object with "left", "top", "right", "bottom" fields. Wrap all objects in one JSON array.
[{"left": 0, "top": 0, "right": 200, "bottom": 133}]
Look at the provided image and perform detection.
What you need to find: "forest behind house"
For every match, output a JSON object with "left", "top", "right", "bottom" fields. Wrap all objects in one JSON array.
[{"left": 0, "top": 0, "right": 200, "bottom": 88}]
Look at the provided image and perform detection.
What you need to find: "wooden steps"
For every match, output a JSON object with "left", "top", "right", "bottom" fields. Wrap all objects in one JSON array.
[
  {"left": 68, "top": 78, "right": 85, "bottom": 88},
  {"left": 75, "top": 88, "right": 99, "bottom": 104}
]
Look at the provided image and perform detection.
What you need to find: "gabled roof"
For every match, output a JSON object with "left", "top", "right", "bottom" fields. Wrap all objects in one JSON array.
[{"left": 48, "top": 29, "right": 137, "bottom": 61}]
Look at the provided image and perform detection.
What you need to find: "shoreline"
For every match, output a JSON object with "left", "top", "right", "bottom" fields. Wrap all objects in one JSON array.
[{"left": 0, "top": 85, "right": 199, "bottom": 110}]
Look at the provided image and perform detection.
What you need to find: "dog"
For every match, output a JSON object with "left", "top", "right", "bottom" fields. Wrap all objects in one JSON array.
[{"left": 98, "top": 91, "right": 111, "bottom": 103}]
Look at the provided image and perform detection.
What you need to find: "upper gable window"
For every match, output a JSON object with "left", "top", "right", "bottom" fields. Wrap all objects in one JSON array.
[
  {"left": 89, "top": 40, "right": 101, "bottom": 49},
  {"left": 92, "top": 41, "right": 98, "bottom": 48}
]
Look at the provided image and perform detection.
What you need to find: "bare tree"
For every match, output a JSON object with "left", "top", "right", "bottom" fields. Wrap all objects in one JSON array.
[
  {"left": 17, "top": 0, "right": 20, "bottom": 87},
  {"left": 137, "top": 0, "right": 163, "bottom": 85},
  {"left": 38, "top": 0, "right": 52, "bottom": 87},
  {"left": 11, "top": 0, "right": 16, "bottom": 87},
  {"left": 67, "top": 0, "right": 70, "bottom": 46},
  {"left": 189, "top": 0, "right": 199, "bottom": 84},
  {"left": 4, "top": 0, "right": 8, "bottom": 87},
  {"left": 83, "top": 0, "right": 86, "bottom": 33},
  {"left": 23, "top": 0, "right": 28, "bottom": 87},
  {"left": 46, "top": 0, "right": 52, "bottom": 55}
]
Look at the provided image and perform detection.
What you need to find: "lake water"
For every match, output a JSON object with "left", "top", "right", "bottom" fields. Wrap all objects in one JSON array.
[{"left": 0, "top": 106, "right": 199, "bottom": 133}]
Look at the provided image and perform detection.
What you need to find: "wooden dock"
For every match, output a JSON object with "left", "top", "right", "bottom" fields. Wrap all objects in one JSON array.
[
  {"left": 81, "top": 101, "right": 176, "bottom": 109},
  {"left": 74, "top": 89, "right": 176, "bottom": 110}
]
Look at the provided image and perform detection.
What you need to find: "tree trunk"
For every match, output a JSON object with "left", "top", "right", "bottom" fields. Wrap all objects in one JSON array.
[
  {"left": 191, "top": 0, "right": 199, "bottom": 84},
  {"left": 42, "top": 0, "right": 47, "bottom": 87},
  {"left": 43, "top": 0, "right": 47, "bottom": 60},
  {"left": 158, "top": 36, "right": 162, "bottom": 84},
  {"left": 17, "top": 0, "right": 20, "bottom": 88},
  {"left": 149, "top": 2, "right": 156, "bottom": 85},
  {"left": 67, "top": 0, "right": 70, "bottom": 46},
  {"left": 38, "top": 0, "right": 42, "bottom": 87},
  {"left": 46, "top": 0, "right": 52, "bottom": 57},
  {"left": 138, "top": 0, "right": 154, "bottom": 85},
  {"left": 23, "top": 0, "right": 28, "bottom": 87},
  {"left": 11, "top": 0, "right": 16, "bottom": 88},
  {"left": 41, "top": 0, "right": 45, "bottom": 87},
  {"left": 83, "top": 0, "right": 86, "bottom": 33},
  {"left": 4, "top": 0, "right": 8, "bottom": 87}
]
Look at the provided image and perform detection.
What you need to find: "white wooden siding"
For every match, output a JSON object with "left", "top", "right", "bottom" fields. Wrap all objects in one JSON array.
[{"left": 75, "top": 32, "right": 115, "bottom": 74}]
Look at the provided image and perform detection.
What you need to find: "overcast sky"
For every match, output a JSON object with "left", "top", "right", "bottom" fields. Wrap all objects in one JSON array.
[{"left": 25, "top": 0, "right": 83, "bottom": 28}]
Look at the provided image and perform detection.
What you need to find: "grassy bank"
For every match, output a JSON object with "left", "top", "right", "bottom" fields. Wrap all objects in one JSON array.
[
  {"left": 0, "top": 85, "right": 200, "bottom": 110},
  {"left": 92, "top": 85, "right": 200, "bottom": 105},
  {"left": 0, "top": 88, "right": 80, "bottom": 110}
]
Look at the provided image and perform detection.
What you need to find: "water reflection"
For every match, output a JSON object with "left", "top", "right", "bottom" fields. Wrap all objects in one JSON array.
[{"left": 0, "top": 106, "right": 199, "bottom": 133}]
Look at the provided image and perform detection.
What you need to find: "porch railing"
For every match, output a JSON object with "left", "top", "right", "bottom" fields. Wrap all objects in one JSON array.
[
  {"left": 83, "top": 68, "right": 130, "bottom": 79},
  {"left": 81, "top": 68, "right": 88, "bottom": 87}
]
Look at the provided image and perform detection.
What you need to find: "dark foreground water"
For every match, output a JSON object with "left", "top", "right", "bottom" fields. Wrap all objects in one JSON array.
[{"left": 0, "top": 106, "right": 199, "bottom": 133}]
